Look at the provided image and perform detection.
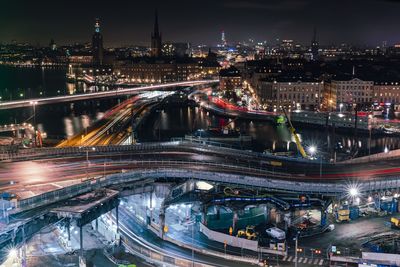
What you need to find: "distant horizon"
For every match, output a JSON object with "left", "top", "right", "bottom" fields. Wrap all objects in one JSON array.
[
  {"left": 0, "top": 37, "right": 398, "bottom": 50},
  {"left": 2, "top": 0, "right": 400, "bottom": 48}
]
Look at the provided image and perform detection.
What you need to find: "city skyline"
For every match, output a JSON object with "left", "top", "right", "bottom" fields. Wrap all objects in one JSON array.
[
  {"left": 2, "top": 0, "right": 400, "bottom": 47},
  {"left": 2, "top": 1, "right": 400, "bottom": 266}
]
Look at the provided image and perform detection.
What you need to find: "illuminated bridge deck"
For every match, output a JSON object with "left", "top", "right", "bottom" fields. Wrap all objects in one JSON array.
[{"left": 0, "top": 79, "right": 218, "bottom": 110}]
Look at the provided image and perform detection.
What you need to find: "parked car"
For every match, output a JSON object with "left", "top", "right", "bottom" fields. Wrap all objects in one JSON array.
[{"left": 265, "top": 227, "right": 286, "bottom": 240}]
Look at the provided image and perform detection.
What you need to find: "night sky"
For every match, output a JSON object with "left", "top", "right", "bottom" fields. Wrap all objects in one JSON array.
[{"left": 1, "top": 0, "right": 400, "bottom": 47}]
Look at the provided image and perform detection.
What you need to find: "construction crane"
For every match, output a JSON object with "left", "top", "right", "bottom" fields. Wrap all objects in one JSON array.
[{"left": 281, "top": 107, "right": 308, "bottom": 159}]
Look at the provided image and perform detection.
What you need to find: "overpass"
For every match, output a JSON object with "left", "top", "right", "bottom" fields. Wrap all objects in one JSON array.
[
  {"left": 1, "top": 140, "right": 400, "bottom": 214},
  {"left": 0, "top": 140, "right": 399, "bottom": 267},
  {"left": 0, "top": 80, "right": 218, "bottom": 110},
  {"left": 0, "top": 123, "right": 34, "bottom": 133}
]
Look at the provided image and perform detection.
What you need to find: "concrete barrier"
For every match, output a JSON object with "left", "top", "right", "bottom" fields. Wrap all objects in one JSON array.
[
  {"left": 199, "top": 222, "right": 258, "bottom": 251},
  {"left": 12, "top": 167, "right": 400, "bottom": 214},
  {"left": 338, "top": 148, "right": 400, "bottom": 164}
]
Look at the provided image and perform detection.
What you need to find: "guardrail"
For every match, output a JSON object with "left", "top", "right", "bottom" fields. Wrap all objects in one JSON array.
[
  {"left": 338, "top": 148, "right": 400, "bottom": 164},
  {"left": 0, "top": 141, "right": 182, "bottom": 161},
  {"left": 0, "top": 139, "right": 314, "bottom": 166},
  {"left": 14, "top": 165, "right": 400, "bottom": 213}
]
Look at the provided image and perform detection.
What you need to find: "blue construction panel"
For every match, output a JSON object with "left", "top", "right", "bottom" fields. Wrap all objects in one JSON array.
[{"left": 349, "top": 206, "right": 359, "bottom": 220}]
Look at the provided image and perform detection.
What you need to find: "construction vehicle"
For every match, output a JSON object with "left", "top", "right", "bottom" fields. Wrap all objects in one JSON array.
[
  {"left": 336, "top": 207, "right": 350, "bottom": 222},
  {"left": 237, "top": 226, "right": 257, "bottom": 240},
  {"left": 390, "top": 217, "right": 400, "bottom": 228},
  {"left": 281, "top": 107, "right": 308, "bottom": 159},
  {"left": 222, "top": 117, "right": 238, "bottom": 134}
]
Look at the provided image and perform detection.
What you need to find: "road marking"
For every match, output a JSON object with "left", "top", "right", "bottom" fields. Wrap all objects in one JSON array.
[
  {"left": 292, "top": 257, "right": 298, "bottom": 263},
  {"left": 319, "top": 259, "right": 324, "bottom": 265},
  {"left": 51, "top": 183, "right": 63, "bottom": 188},
  {"left": 282, "top": 256, "right": 287, "bottom": 261},
  {"left": 308, "top": 258, "right": 314, "bottom": 264},
  {"left": 313, "top": 259, "right": 319, "bottom": 265},
  {"left": 299, "top": 257, "right": 303, "bottom": 263},
  {"left": 287, "top": 256, "right": 292, "bottom": 262}
]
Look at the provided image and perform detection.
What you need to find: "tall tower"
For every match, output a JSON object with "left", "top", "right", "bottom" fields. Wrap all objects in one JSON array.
[
  {"left": 311, "top": 27, "right": 319, "bottom": 61},
  {"left": 151, "top": 10, "right": 162, "bottom": 58},
  {"left": 221, "top": 30, "right": 227, "bottom": 47},
  {"left": 92, "top": 18, "right": 104, "bottom": 65}
]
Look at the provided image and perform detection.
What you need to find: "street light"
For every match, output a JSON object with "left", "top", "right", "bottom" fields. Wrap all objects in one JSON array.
[
  {"left": 84, "top": 147, "right": 96, "bottom": 181},
  {"left": 30, "top": 101, "right": 38, "bottom": 146},
  {"left": 294, "top": 231, "right": 300, "bottom": 267},
  {"left": 308, "top": 145, "right": 317, "bottom": 156},
  {"left": 349, "top": 187, "right": 359, "bottom": 198},
  {"left": 339, "top": 103, "right": 343, "bottom": 113},
  {"left": 8, "top": 248, "right": 17, "bottom": 259},
  {"left": 308, "top": 145, "right": 322, "bottom": 178}
]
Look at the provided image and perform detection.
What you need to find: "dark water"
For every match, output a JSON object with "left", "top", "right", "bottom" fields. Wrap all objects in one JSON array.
[{"left": 0, "top": 66, "right": 400, "bottom": 157}]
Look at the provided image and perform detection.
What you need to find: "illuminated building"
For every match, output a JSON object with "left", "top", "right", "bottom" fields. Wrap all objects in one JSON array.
[
  {"left": 162, "top": 42, "right": 191, "bottom": 57},
  {"left": 256, "top": 77, "right": 324, "bottom": 111},
  {"left": 219, "top": 66, "right": 242, "bottom": 91},
  {"left": 373, "top": 82, "right": 400, "bottom": 108},
  {"left": 322, "top": 77, "right": 374, "bottom": 111},
  {"left": 68, "top": 52, "right": 93, "bottom": 65},
  {"left": 92, "top": 18, "right": 104, "bottom": 65},
  {"left": 311, "top": 27, "right": 319, "bottom": 61},
  {"left": 117, "top": 57, "right": 199, "bottom": 84},
  {"left": 221, "top": 30, "right": 227, "bottom": 47},
  {"left": 198, "top": 49, "right": 221, "bottom": 78}
]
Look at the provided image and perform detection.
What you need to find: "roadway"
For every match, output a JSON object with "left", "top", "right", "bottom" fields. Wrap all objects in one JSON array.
[
  {"left": 57, "top": 91, "right": 173, "bottom": 147},
  {"left": 117, "top": 205, "right": 257, "bottom": 267},
  {"left": 0, "top": 80, "right": 218, "bottom": 110},
  {"left": 1, "top": 142, "right": 400, "bottom": 195}
]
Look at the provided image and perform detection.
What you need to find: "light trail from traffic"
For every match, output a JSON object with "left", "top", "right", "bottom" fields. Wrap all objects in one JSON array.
[
  {"left": 0, "top": 80, "right": 218, "bottom": 110},
  {"left": 57, "top": 91, "right": 174, "bottom": 147}
]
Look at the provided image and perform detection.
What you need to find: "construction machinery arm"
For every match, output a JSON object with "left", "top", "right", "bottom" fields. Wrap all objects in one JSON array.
[{"left": 282, "top": 107, "right": 308, "bottom": 158}]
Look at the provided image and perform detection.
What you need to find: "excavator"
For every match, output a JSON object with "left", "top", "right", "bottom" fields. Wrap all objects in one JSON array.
[{"left": 281, "top": 107, "right": 308, "bottom": 159}]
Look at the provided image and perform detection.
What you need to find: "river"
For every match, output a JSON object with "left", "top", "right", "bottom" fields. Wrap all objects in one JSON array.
[{"left": 0, "top": 65, "right": 399, "bottom": 157}]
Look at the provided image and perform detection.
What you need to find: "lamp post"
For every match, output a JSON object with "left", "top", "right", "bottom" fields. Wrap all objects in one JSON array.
[
  {"left": 85, "top": 147, "right": 96, "bottom": 181},
  {"left": 308, "top": 145, "right": 322, "bottom": 178},
  {"left": 30, "top": 101, "right": 38, "bottom": 146},
  {"left": 295, "top": 231, "right": 300, "bottom": 267}
]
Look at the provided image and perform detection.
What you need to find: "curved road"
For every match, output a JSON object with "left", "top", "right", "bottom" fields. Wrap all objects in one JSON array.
[{"left": 1, "top": 143, "right": 400, "bottom": 194}]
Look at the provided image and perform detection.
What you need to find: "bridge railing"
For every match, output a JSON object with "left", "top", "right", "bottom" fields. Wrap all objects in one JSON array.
[
  {"left": 14, "top": 163, "right": 400, "bottom": 213},
  {"left": 0, "top": 142, "right": 183, "bottom": 161},
  {"left": 0, "top": 138, "right": 314, "bottom": 165}
]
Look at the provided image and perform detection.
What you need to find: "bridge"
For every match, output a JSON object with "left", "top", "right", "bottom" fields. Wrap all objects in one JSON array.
[
  {"left": 1, "top": 139, "right": 399, "bottom": 214},
  {"left": 0, "top": 79, "right": 218, "bottom": 109},
  {"left": 0, "top": 123, "right": 34, "bottom": 133},
  {"left": 0, "top": 140, "right": 399, "bottom": 267}
]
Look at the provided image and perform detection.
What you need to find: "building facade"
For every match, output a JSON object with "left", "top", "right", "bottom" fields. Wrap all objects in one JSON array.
[
  {"left": 117, "top": 59, "right": 199, "bottom": 84},
  {"left": 219, "top": 66, "right": 242, "bottom": 91},
  {"left": 322, "top": 77, "right": 374, "bottom": 111},
  {"left": 373, "top": 82, "right": 400, "bottom": 108},
  {"left": 255, "top": 78, "right": 324, "bottom": 111}
]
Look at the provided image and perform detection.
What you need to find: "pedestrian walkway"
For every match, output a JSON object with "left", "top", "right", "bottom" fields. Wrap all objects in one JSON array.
[{"left": 281, "top": 255, "right": 325, "bottom": 265}]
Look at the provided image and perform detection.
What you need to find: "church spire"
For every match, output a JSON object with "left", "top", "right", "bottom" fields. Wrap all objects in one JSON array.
[
  {"left": 151, "top": 9, "right": 162, "bottom": 57},
  {"left": 153, "top": 9, "right": 159, "bottom": 37}
]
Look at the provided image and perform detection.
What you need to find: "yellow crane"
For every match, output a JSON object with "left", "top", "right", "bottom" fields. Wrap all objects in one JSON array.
[{"left": 282, "top": 107, "right": 308, "bottom": 159}]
